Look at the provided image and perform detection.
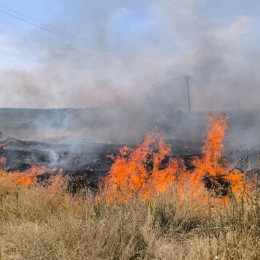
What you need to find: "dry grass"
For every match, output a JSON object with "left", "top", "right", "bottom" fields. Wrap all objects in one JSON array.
[{"left": 0, "top": 179, "right": 259, "bottom": 260}]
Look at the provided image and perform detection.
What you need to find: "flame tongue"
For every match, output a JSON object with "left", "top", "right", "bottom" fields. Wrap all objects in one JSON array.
[
  {"left": 202, "top": 114, "right": 227, "bottom": 175},
  {"left": 189, "top": 114, "right": 230, "bottom": 194},
  {"left": 192, "top": 114, "right": 244, "bottom": 197}
]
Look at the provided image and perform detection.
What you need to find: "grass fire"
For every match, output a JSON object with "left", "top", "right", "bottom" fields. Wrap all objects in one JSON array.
[
  {"left": 102, "top": 114, "right": 245, "bottom": 203},
  {"left": 1, "top": 1, "right": 260, "bottom": 259},
  {"left": 0, "top": 114, "right": 259, "bottom": 259}
]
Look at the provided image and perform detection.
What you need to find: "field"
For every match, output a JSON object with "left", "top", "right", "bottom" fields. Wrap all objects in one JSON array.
[
  {"left": 0, "top": 179, "right": 259, "bottom": 260},
  {"left": 1, "top": 0, "right": 260, "bottom": 259},
  {"left": 0, "top": 113, "right": 259, "bottom": 259}
]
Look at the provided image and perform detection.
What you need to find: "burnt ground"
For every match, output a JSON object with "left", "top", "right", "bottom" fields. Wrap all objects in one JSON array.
[
  {"left": 0, "top": 138, "right": 201, "bottom": 191},
  {"left": 0, "top": 138, "right": 258, "bottom": 194},
  {"left": 0, "top": 138, "right": 120, "bottom": 191}
]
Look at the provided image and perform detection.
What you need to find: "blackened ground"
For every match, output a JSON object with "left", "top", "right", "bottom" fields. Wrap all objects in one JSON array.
[
  {"left": 0, "top": 139, "right": 116, "bottom": 192},
  {"left": 0, "top": 138, "right": 201, "bottom": 192},
  {"left": 1, "top": 138, "right": 257, "bottom": 195},
  {"left": 0, "top": 138, "right": 118, "bottom": 172}
]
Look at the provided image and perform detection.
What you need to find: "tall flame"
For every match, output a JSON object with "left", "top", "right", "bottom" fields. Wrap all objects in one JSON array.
[{"left": 190, "top": 114, "right": 244, "bottom": 197}]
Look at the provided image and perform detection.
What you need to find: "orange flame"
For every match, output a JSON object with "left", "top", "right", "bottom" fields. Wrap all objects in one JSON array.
[
  {"left": 0, "top": 165, "right": 50, "bottom": 188},
  {"left": 102, "top": 114, "right": 246, "bottom": 203},
  {"left": 102, "top": 133, "right": 184, "bottom": 202},
  {"left": 0, "top": 114, "right": 248, "bottom": 202},
  {"left": 189, "top": 114, "right": 244, "bottom": 197},
  {"left": 0, "top": 154, "right": 58, "bottom": 188},
  {"left": 13, "top": 166, "right": 47, "bottom": 187}
]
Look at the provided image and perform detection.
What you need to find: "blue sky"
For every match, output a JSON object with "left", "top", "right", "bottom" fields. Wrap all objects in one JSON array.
[
  {"left": 0, "top": 0, "right": 61, "bottom": 21},
  {"left": 0, "top": 1, "right": 258, "bottom": 62},
  {"left": 0, "top": 1, "right": 259, "bottom": 109},
  {"left": 0, "top": 0, "right": 256, "bottom": 55}
]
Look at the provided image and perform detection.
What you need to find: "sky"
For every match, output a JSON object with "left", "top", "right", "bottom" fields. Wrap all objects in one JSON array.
[{"left": 0, "top": 0, "right": 260, "bottom": 111}]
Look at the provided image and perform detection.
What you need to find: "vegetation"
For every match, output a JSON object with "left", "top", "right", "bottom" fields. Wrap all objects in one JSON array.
[
  {"left": 0, "top": 115, "right": 259, "bottom": 259},
  {"left": 0, "top": 177, "right": 259, "bottom": 260}
]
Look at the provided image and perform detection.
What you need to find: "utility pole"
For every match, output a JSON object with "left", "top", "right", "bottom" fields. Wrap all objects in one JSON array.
[
  {"left": 186, "top": 76, "right": 191, "bottom": 116},
  {"left": 237, "top": 99, "right": 240, "bottom": 124},
  {"left": 186, "top": 76, "right": 192, "bottom": 147}
]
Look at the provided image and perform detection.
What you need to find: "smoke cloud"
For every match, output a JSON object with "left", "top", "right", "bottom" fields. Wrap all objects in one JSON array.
[{"left": 0, "top": 0, "right": 260, "bottom": 146}]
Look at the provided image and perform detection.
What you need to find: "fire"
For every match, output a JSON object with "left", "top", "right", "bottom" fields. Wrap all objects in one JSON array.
[
  {"left": 0, "top": 113, "right": 248, "bottom": 202},
  {"left": 0, "top": 151, "right": 58, "bottom": 188},
  {"left": 0, "top": 164, "right": 51, "bottom": 188},
  {"left": 102, "top": 114, "right": 246, "bottom": 203},
  {"left": 189, "top": 114, "right": 244, "bottom": 197},
  {"left": 12, "top": 166, "right": 47, "bottom": 187},
  {"left": 102, "top": 133, "right": 184, "bottom": 202}
]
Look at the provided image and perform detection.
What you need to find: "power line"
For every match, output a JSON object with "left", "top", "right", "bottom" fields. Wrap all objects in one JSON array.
[
  {"left": 0, "top": 2, "right": 181, "bottom": 69},
  {"left": 0, "top": 2, "right": 96, "bottom": 45},
  {"left": 0, "top": 17, "right": 64, "bottom": 46},
  {"left": 0, "top": 2, "right": 124, "bottom": 62},
  {"left": 0, "top": 18, "right": 124, "bottom": 64},
  {"left": 0, "top": 2, "right": 110, "bottom": 51}
]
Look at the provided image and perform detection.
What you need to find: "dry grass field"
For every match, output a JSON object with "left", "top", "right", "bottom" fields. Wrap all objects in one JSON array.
[
  {"left": 0, "top": 175, "right": 259, "bottom": 260},
  {"left": 0, "top": 114, "right": 259, "bottom": 259}
]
